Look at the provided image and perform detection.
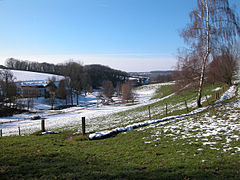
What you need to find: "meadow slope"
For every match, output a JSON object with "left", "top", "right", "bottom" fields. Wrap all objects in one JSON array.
[{"left": 0, "top": 82, "right": 239, "bottom": 179}]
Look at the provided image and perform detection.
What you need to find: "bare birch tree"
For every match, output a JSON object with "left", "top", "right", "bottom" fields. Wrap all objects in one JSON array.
[{"left": 181, "top": 0, "right": 240, "bottom": 107}]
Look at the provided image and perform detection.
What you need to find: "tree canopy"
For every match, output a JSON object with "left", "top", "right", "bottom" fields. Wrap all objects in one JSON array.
[
  {"left": 180, "top": 0, "right": 240, "bottom": 107},
  {"left": 5, "top": 59, "right": 129, "bottom": 90}
]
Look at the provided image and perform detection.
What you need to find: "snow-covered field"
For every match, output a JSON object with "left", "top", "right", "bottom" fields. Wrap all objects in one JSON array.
[
  {"left": 5, "top": 69, "right": 64, "bottom": 81},
  {"left": 0, "top": 73, "right": 239, "bottom": 143},
  {"left": 140, "top": 86, "right": 240, "bottom": 154},
  {"left": 0, "top": 83, "right": 172, "bottom": 136},
  {"left": 89, "top": 85, "right": 237, "bottom": 139}
]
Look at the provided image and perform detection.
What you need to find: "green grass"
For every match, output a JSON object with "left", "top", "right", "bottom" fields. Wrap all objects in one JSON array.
[
  {"left": 0, "top": 82, "right": 239, "bottom": 179},
  {"left": 150, "top": 84, "right": 173, "bottom": 100},
  {"left": 0, "top": 122, "right": 239, "bottom": 179},
  {"left": 87, "top": 83, "right": 228, "bottom": 133}
]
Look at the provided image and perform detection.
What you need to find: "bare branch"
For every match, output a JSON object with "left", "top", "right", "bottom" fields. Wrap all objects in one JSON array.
[{"left": 177, "top": 0, "right": 240, "bottom": 107}]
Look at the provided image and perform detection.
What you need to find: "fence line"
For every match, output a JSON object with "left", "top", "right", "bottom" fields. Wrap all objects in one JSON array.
[
  {"left": 0, "top": 116, "right": 88, "bottom": 137},
  {"left": 0, "top": 118, "right": 29, "bottom": 125}
]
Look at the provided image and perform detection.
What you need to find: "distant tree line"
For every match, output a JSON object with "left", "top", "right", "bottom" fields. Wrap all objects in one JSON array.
[
  {"left": 0, "top": 65, "right": 7, "bottom": 69},
  {"left": 0, "top": 59, "right": 130, "bottom": 112},
  {"left": 5, "top": 58, "right": 129, "bottom": 89},
  {"left": 150, "top": 74, "right": 173, "bottom": 84},
  {"left": 5, "top": 58, "right": 62, "bottom": 75},
  {"left": 84, "top": 64, "right": 128, "bottom": 88}
]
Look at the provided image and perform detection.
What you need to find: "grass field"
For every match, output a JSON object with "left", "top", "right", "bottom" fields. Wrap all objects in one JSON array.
[
  {"left": 0, "top": 83, "right": 239, "bottom": 179},
  {"left": 86, "top": 83, "right": 228, "bottom": 133}
]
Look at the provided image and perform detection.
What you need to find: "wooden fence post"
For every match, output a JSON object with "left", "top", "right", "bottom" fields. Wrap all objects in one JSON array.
[
  {"left": 82, "top": 117, "right": 86, "bottom": 135},
  {"left": 18, "top": 126, "right": 21, "bottom": 136},
  {"left": 185, "top": 100, "right": 189, "bottom": 112},
  {"left": 0, "top": 129, "right": 2, "bottom": 137},
  {"left": 148, "top": 106, "right": 151, "bottom": 119},
  {"left": 166, "top": 103, "right": 168, "bottom": 116},
  {"left": 41, "top": 120, "right": 45, "bottom": 132}
]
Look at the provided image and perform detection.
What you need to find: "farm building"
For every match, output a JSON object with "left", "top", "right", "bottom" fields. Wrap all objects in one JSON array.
[
  {"left": 128, "top": 76, "right": 149, "bottom": 87},
  {"left": 16, "top": 80, "right": 58, "bottom": 98}
]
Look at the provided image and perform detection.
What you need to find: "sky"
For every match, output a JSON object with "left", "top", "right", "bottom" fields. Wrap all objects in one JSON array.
[{"left": 0, "top": 0, "right": 239, "bottom": 72}]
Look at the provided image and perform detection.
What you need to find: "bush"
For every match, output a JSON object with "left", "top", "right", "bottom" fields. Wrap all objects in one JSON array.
[{"left": 207, "top": 48, "right": 238, "bottom": 85}]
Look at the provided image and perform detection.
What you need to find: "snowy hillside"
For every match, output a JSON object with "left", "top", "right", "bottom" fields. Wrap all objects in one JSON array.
[
  {"left": 1, "top": 69, "right": 64, "bottom": 81},
  {"left": 0, "top": 82, "right": 167, "bottom": 136},
  {"left": 0, "top": 80, "right": 238, "bottom": 139}
]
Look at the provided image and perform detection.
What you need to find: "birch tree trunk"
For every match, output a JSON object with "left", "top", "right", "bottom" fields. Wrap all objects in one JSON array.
[{"left": 197, "top": 0, "right": 211, "bottom": 107}]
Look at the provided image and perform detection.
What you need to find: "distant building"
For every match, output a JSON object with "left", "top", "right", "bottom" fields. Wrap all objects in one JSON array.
[
  {"left": 128, "top": 76, "right": 149, "bottom": 87},
  {"left": 128, "top": 71, "right": 174, "bottom": 78},
  {"left": 16, "top": 80, "right": 59, "bottom": 98}
]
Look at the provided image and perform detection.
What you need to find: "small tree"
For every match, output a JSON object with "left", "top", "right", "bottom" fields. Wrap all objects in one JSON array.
[
  {"left": 116, "top": 82, "right": 122, "bottom": 97},
  {"left": 122, "top": 82, "right": 134, "bottom": 102},
  {"left": 47, "top": 77, "right": 57, "bottom": 109},
  {"left": 102, "top": 80, "right": 114, "bottom": 99},
  {"left": 173, "top": 50, "right": 202, "bottom": 91},
  {"left": 86, "top": 84, "right": 93, "bottom": 94},
  {"left": 61, "top": 61, "right": 85, "bottom": 105},
  {"left": 56, "top": 79, "right": 68, "bottom": 105},
  {"left": 96, "top": 91, "right": 104, "bottom": 107},
  {"left": 0, "top": 69, "right": 17, "bottom": 107},
  {"left": 207, "top": 47, "right": 238, "bottom": 85}
]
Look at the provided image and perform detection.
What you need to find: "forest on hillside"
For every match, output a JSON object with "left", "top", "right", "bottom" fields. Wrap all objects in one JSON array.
[{"left": 4, "top": 58, "right": 129, "bottom": 89}]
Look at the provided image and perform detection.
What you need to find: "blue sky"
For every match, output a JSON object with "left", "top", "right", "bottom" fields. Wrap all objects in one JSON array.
[{"left": 0, "top": 0, "right": 239, "bottom": 72}]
